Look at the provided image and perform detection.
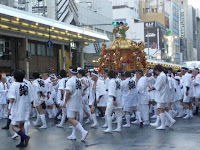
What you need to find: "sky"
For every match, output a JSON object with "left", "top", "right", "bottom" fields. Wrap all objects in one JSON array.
[{"left": 188, "top": 0, "right": 200, "bottom": 8}]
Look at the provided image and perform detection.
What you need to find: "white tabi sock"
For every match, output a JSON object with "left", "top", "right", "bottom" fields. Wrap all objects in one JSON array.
[
  {"left": 40, "top": 114, "right": 47, "bottom": 127},
  {"left": 125, "top": 114, "right": 131, "bottom": 126},
  {"left": 24, "top": 121, "right": 30, "bottom": 135},
  {"left": 76, "top": 123, "right": 86, "bottom": 134},
  {"left": 136, "top": 111, "right": 142, "bottom": 123}
]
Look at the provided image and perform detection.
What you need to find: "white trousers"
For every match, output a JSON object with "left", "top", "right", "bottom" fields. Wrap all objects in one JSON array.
[
  {"left": 137, "top": 104, "right": 149, "bottom": 122},
  {"left": 0, "top": 104, "right": 7, "bottom": 118}
]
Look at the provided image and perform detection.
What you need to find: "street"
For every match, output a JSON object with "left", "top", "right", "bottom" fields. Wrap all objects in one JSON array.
[{"left": 0, "top": 117, "right": 200, "bottom": 150}]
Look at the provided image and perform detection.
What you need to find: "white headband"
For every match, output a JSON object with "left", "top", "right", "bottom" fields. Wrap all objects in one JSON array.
[
  {"left": 69, "top": 69, "right": 78, "bottom": 74},
  {"left": 91, "top": 72, "right": 99, "bottom": 77}
]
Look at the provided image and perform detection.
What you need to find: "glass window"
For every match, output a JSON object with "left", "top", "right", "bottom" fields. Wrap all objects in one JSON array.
[
  {"left": 50, "top": 47, "right": 54, "bottom": 56},
  {"left": 106, "top": 31, "right": 113, "bottom": 41},
  {"left": 47, "top": 47, "right": 54, "bottom": 57},
  {"left": 37, "top": 44, "right": 42, "bottom": 56},
  {"left": 0, "top": 38, "right": 11, "bottom": 60},
  {"left": 0, "top": 39, "right": 5, "bottom": 58},
  {"left": 47, "top": 47, "right": 51, "bottom": 56},
  {"left": 30, "top": 43, "right": 36, "bottom": 55},
  {"left": 41, "top": 44, "right": 46, "bottom": 56},
  {"left": 95, "top": 28, "right": 104, "bottom": 33}
]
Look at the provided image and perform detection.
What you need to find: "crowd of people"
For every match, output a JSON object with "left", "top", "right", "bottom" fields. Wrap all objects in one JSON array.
[{"left": 0, "top": 65, "right": 200, "bottom": 147}]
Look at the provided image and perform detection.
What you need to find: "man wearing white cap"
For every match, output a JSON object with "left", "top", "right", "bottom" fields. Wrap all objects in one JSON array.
[
  {"left": 32, "top": 72, "right": 48, "bottom": 129},
  {"left": 103, "top": 70, "right": 116, "bottom": 133},
  {"left": 102, "top": 69, "right": 110, "bottom": 128},
  {"left": 121, "top": 71, "right": 137, "bottom": 128},
  {"left": 43, "top": 73, "right": 57, "bottom": 119},
  {"left": 77, "top": 69, "right": 91, "bottom": 125},
  {"left": 145, "top": 69, "right": 156, "bottom": 118},
  {"left": 56, "top": 70, "right": 68, "bottom": 128},
  {"left": 0, "top": 77, "right": 8, "bottom": 119},
  {"left": 136, "top": 69, "right": 149, "bottom": 125},
  {"left": 148, "top": 65, "right": 176, "bottom": 130},
  {"left": 173, "top": 71, "right": 184, "bottom": 118},
  {"left": 192, "top": 68, "right": 200, "bottom": 115},
  {"left": 181, "top": 67, "right": 193, "bottom": 119},
  {"left": 90, "top": 71, "right": 106, "bottom": 128},
  {"left": 65, "top": 66, "right": 88, "bottom": 141}
]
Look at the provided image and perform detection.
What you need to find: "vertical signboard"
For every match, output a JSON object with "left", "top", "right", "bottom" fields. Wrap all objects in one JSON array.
[{"left": 180, "top": 9, "right": 185, "bottom": 39}]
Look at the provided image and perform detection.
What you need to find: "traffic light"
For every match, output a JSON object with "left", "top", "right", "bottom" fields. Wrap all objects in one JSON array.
[
  {"left": 167, "top": 30, "right": 172, "bottom": 35},
  {"left": 113, "top": 22, "right": 117, "bottom": 26},
  {"left": 70, "top": 52, "right": 73, "bottom": 60}
]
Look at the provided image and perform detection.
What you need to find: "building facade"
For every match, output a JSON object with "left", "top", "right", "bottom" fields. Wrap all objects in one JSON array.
[
  {"left": 75, "top": 0, "right": 114, "bottom": 68},
  {"left": 108, "top": 0, "right": 141, "bottom": 40},
  {"left": 139, "top": 0, "right": 187, "bottom": 64},
  {"left": 0, "top": 4, "right": 109, "bottom": 77}
]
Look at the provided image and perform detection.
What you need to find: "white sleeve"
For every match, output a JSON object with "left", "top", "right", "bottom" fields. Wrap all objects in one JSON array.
[
  {"left": 65, "top": 79, "right": 73, "bottom": 93},
  {"left": 137, "top": 78, "right": 145, "bottom": 93},
  {"left": 154, "top": 75, "right": 164, "bottom": 91},
  {"left": 7, "top": 83, "right": 16, "bottom": 100},
  {"left": 108, "top": 80, "right": 116, "bottom": 97},
  {"left": 0, "top": 83, "right": 6, "bottom": 94},
  {"left": 97, "top": 80, "right": 105, "bottom": 98},
  {"left": 196, "top": 75, "right": 200, "bottom": 84},
  {"left": 185, "top": 75, "right": 191, "bottom": 87},
  {"left": 58, "top": 79, "right": 65, "bottom": 90}
]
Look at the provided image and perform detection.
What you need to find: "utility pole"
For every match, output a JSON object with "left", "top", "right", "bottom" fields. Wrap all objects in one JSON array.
[{"left": 147, "top": 31, "right": 150, "bottom": 59}]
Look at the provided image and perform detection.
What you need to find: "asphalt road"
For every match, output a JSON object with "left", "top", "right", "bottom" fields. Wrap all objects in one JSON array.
[{"left": 0, "top": 116, "right": 200, "bottom": 150}]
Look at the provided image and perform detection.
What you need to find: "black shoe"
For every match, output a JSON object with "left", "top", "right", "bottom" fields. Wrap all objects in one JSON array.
[
  {"left": 193, "top": 112, "right": 198, "bottom": 115},
  {"left": 2, "top": 126, "right": 9, "bottom": 130},
  {"left": 16, "top": 143, "right": 25, "bottom": 148},
  {"left": 24, "top": 136, "right": 30, "bottom": 147},
  {"left": 99, "top": 113, "right": 104, "bottom": 117},
  {"left": 140, "top": 122, "right": 143, "bottom": 127}
]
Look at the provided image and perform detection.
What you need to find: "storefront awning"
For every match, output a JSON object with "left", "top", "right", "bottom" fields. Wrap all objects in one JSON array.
[{"left": 0, "top": 4, "right": 110, "bottom": 44}]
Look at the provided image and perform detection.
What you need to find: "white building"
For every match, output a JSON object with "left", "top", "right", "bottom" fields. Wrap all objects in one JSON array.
[
  {"left": 0, "top": 0, "right": 79, "bottom": 24},
  {"left": 75, "top": 0, "right": 114, "bottom": 54},
  {"left": 108, "top": 0, "right": 141, "bottom": 40}
]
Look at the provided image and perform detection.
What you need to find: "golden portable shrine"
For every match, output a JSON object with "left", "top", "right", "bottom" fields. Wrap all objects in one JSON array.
[{"left": 98, "top": 22, "right": 147, "bottom": 73}]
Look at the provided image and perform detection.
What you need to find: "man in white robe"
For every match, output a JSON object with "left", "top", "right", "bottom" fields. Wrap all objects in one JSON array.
[
  {"left": 0, "top": 77, "right": 8, "bottom": 119},
  {"left": 173, "top": 72, "right": 184, "bottom": 118},
  {"left": 192, "top": 68, "right": 200, "bottom": 115},
  {"left": 181, "top": 68, "right": 193, "bottom": 119},
  {"left": 121, "top": 71, "right": 138, "bottom": 128},
  {"left": 8, "top": 70, "right": 31, "bottom": 147},
  {"left": 145, "top": 70, "right": 156, "bottom": 118},
  {"left": 43, "top": 73, "right": 57, "bottom": 119},
  {"left": 56, "top": 70, "right": 68, "bottom": 127},
  {"left": 102, "top": 70, "right": 110, "bottom": 128},
  {"left": 136, "top": 70, "right": 149, "bottom": 125},
  {"left": 77, "top": 69, "right": 91, "bottom": 125},
  {"left": 32, "top": 72, "right": 48, "bottom": 129},
  {"left": 148, "top": 65, "right": 176, "bottom": 130},
  {"left": 103, "top": 70, "right": 116, "bottom": 133},
  {"left": 64, "top": 66, "right": 88, "bottom": 141}
]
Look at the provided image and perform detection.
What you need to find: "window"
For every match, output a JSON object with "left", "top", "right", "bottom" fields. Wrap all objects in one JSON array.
[
  {"left": 95, "top": 28, "right": 104, "bottom": 33},
  {"left": 47, "top": 47, "right": 54, "bottom": 57},
  {"left": 47, "top": 47, "right": 51, "bottom": 56},
  {"left": 37, "top": 43, "right": 46, "bottom": 56},
  {"left": 0, "top": 38, "right": 11, "bottom": 60},
  {"left": 28, "top": 43, "right": 36, "bottom": 55},
  {"left": 50, "top": 47, "right": 54, "bottom": 56},
  {"left": 106, "top": 31, "right": 113, "bottom": 41},
  {"left": 37, "top": 44, "right": 42, "bottom": 55},
  {"left": 41, "top": 44, "right": 46, "bottom": 56}
]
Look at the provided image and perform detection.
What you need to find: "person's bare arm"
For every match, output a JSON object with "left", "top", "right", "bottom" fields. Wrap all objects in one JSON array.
[{"left": 63, "top": 90, "right": 70, "bottom": 107}]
